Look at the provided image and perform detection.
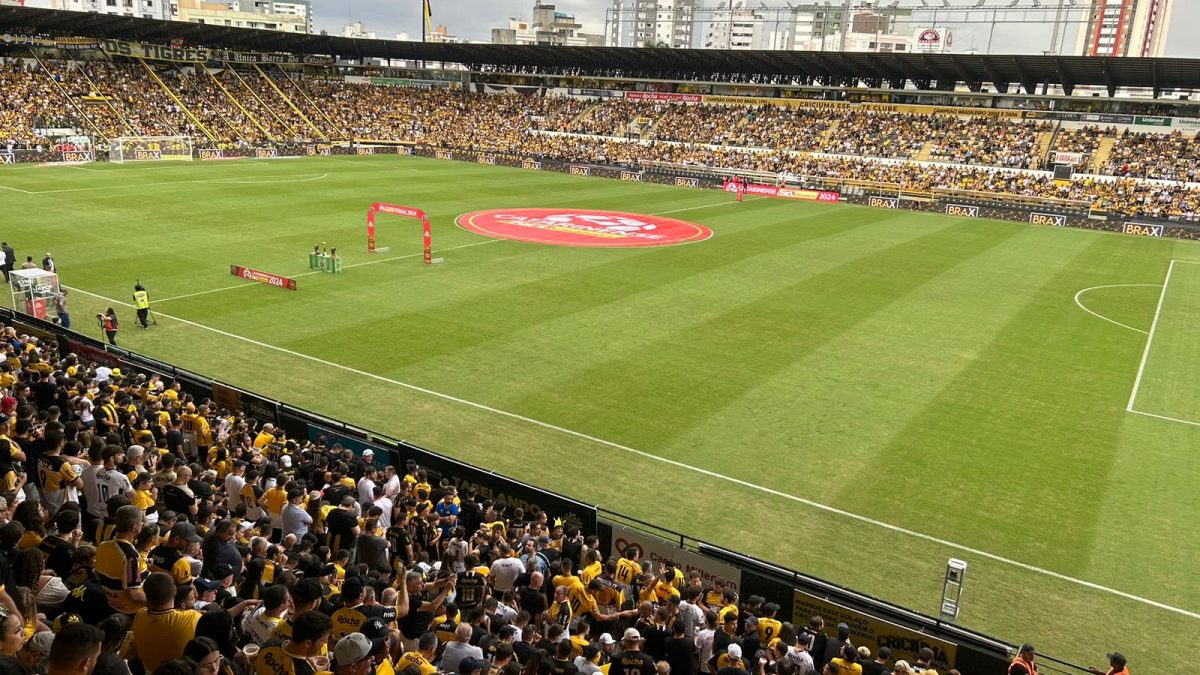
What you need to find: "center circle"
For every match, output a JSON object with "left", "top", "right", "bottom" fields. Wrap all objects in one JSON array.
[{"left": 456, "top": 208, "right": 713, "bottom": 248}]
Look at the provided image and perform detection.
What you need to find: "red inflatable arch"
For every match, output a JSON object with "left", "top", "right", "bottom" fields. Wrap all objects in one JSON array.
[{"left": 367, "top": 202, "right": 432, "bottom": 265}]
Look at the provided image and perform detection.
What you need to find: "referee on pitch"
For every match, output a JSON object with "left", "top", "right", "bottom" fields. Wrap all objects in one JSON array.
[{"left": 133, "top": 283, "right": 151, "bottom": 329}]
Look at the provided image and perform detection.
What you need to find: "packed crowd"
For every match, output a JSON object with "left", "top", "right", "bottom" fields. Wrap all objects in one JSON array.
[
  {"left": 5, "top": 57, "right": 1200, "bottom": 220},
  {"left": 0, "top": 328, "right": 1044, "bottom": 675}
]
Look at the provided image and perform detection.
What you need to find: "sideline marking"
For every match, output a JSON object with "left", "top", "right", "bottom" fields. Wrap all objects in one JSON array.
[
  {"left": 1128, "top": 409, "right": 1200, "bottom": 428},
  {"left": 1072, "top": 284, "right": 1160, "bottom": 335},
  {"left": 59, "top": 293, "right": 1200, "bottom": 620},
  {"left": 1127, "top": 260, "right": 1176, "bottom": 411},
  {"left": 204, "top": 173, "right": 329, "bottom": 185},
  {"left": 0, "top": 184, "right": 33, "bottom": 194}
]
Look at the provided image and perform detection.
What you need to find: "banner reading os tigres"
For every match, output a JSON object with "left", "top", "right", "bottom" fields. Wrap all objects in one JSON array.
[
  {"left": 99, "top": 38, "right": 332, "bottom": 64},
  {"left": 793, "top": 588, "right": 958, "bottom": 671}
]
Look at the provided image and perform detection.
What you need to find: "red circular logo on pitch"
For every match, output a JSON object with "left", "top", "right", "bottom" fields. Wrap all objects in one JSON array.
[{"left": 456, "top": 208, "right": 713, "bottom": 248}]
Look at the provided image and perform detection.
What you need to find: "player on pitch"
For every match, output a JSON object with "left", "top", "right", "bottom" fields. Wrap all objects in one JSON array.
[{"left": 736, "top": 175, "right": 746, "bottom": 203}]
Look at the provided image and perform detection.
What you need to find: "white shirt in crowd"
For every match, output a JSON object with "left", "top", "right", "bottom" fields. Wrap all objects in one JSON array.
[
  {"left": 372, "top": 495, "right": 393, "bottom": 529},
  {"left": 696, "top": 627, "right": 716, "bottom": 674},
  {"left": 357, "top": 476, "right": 376, "bottom": 505},
  {"left": 489, "top": 556, "right": 526, "bottom": 592},
  {"left": 225, "top": 472, "right": 246, "bottom": 510}
]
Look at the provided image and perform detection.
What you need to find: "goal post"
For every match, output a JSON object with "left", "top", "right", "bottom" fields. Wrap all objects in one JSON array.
[
  {"left": 367, "top": 203, "right": 432, "bottom": 264},
  {"left": 109, "top": 136, "right": 194, "bottom": 164}
]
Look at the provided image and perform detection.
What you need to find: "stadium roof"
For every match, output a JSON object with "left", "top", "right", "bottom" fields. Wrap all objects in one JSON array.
[{"left": 2, "top": 6, "right": 1198, "bottom": 96}]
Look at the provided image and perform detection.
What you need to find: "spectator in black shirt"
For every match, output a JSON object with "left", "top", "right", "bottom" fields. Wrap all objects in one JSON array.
[
  {"left": 325, "top": 495, "right": 360, "bottom": 556},
  {"left": 861, "top": 646, "right": 889, "bottom": 675},
  {"left": 664, "top": 620, "right": 695, "bottom": 675},
  {"left": 820, "top": 624, "right": 850, "bottom": 671},
  {"left": 39, "top": 508, "right": 79, "bottom": 578}
]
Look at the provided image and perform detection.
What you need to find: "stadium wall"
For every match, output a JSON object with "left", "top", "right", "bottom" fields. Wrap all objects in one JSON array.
[{"left": 0, "top": 307, "right": 1095, "bottom": 674}]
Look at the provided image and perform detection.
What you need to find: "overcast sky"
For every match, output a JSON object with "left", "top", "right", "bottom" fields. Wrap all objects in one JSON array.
[{"left": 314, "top": 0, "right": 1200, "bottom": 57}]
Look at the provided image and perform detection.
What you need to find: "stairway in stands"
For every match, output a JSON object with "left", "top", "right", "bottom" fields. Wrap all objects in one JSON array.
[
  {"left": 914, "top": 141, "right": 935, "bottom": 162},
  {"left": 1089, "top": 136, "right": 1118, "bottom": 173}
]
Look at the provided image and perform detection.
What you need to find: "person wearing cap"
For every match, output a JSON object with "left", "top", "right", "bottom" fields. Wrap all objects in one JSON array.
[
  {"left": 149, "top": 522, "right": 201, "bottom": 585},
  {"left": 909, "top": 648, "right": 934, "bottom": 674},
  {"left": 716, "top": 643, "right": 748, "bottom": 673},
  {"left": 1008, "top": 644, "right": 1038, "bottom": 675},
  {"left": 1088, "top": 653, "right": 1129, "bottom": 675},
  {"left": 193, "top": 577, "right": 222, "bottom": 608},
  {"left": 334, "top": 633, "right": 387, "bottom": 675},
  {"left": 862, "top": 646, "right": 890, "bottom": 675},
  {"left": 20, "top": 630, "right": 54, "bottom": 670},
  {"left": 255, "top": 611, "right": 333, "bottom": 675},
  {"left": 615, "top": 628, "right": 657, "bottom": 675}
]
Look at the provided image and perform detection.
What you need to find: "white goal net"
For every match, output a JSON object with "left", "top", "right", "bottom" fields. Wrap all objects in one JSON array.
[{"left": 109, "top": 136, "right": 194, "bottom": 164}]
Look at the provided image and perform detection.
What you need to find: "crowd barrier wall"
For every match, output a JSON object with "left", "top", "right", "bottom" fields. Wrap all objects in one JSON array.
[{"left": 0, "top": 306, "right": 1093, "bottom": 673}]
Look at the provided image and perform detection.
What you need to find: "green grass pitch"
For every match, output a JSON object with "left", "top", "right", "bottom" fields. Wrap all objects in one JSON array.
[{"left": 3, "top": 155, "right": 1199, "bottom": 671}]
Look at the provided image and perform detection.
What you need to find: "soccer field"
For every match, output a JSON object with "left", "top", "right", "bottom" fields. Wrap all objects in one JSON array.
[{"left": 3, "top": 155, "right": 1199, "bottom": 670}]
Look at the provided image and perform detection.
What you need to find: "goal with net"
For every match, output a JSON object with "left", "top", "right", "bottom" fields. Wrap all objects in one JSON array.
[{"left": 109, "top": 136, "right": 194, "bottom": 164}]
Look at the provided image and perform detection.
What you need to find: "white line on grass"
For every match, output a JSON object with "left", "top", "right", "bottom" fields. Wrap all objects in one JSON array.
[
  {"left": 1127, "top": 260, "right": 1176, "bottom": 411},
  {"left": 1128, "top": 409, "right": 1200, "bottom": 428},
  {"left": 58, "top": 284, "right": 1200, "bottom": 620},
  {"left": 1073, "top": 284, "right": 1161, "bottom": 335},
  {"left": 0, "top": 184, "right": 34, "bottom": 194}
]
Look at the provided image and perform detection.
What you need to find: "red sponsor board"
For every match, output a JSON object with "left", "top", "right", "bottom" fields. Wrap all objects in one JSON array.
[
  {"left": 723, "top": 180, "right": 839, "bottom": 203},
  {"left": 229, "top": 265, "right": 298, "bottom": 290},
  {"left": 625, "top": 91, "right": 703, "bottom": 103},
  {"left": 456, "top": 208, "right": 712, "bottom": 248}
]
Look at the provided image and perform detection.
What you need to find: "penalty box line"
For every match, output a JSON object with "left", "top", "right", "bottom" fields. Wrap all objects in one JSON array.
[
  {"left": 1126, "top": 260, "right": 1200, "bottom": 428},
  {"left": 60, "top": 284, "right": 1200, "bottom": 621}
]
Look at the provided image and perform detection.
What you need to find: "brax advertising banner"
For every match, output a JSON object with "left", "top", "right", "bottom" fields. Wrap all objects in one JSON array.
[
  {"left": 1123, "top": 222, "right": 1164, "bottom": 237},
  {"left": 607, "top": 522, "right": 742, "bottom": 592},
  {"left": 1029, "top": 212, "right": 1067, "bottom": 227},
  {"left": 945, "top": 204, "right": 979, "bottom": 218},
  {"left": 792, "top": 588, "right": 958, "bottom": 671}
]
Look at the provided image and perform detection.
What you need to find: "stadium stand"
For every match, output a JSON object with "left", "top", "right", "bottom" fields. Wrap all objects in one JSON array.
[{"left": 4, "top": 53, "right": 1200, "bottom": 226}]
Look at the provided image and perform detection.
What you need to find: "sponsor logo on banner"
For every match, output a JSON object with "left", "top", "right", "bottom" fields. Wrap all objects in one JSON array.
[
  {"left": 868, "top": 196, "right": 900, "bottom": 209},
  {"left": 478, "top": 155, "right": 496, "bottom": 165},
  {"left": 229, "top": 265, "right": 297, "bottom": 290},
  {"left": 0, "top": 153, "right": 13, "bottom": 165},
  {"left": 626, "top": 91, "right": 702, "bottom": 103},
  {"left": 675, "top": 177, "right": 699, "bottom": 188},
  {"left": 356, "top": 146, "right": 375, "bottom": 155},
  {"left": 1134, "top": 115, "right": 1172, "bottom": 127},
  {"left": 1123, "top": 222, "right": 1163, "bottom": 237},
  {"left": 778, "top": 187, "right": 840, "bottom": 203},
  {"left": 793, "top": 588, "right": 958, "bottom": 671},
  {"left": 1030, "top": 212, "right": 1067, "bottom": 227},
  {"left": 199, "top": 148, "right": 223, "bottom": 160},
  {"left": 255, "top": 148, "right": 277, "bottom": 159},
  {"left": 457, "top": 208, "right": 713, "bottom": 248},
  {"left": 99, "top": 38, "right": 332, "bottom": 64},
  {"left": 133, "top": 149, "right": 162, "bottom": 161},
  {"left": 522, "top": 159, "right": 541, "bottom": 171},
  {"left": 620, "top": 171, "right": 643, "bottom": 182},
  {"left": 569, "top": 165, "right": 591, "bottom": 176},
  {"left": 212, "top": 381, "right": 280, "bottom": 426},
  {"left": 305, "top": 145, "right": 330, "bottom": 156},
  {"left": 609, "top": 522, "right": 741, "bottom": 592},
  {"left": 64, "top": 338, "right": 120, "bottom": 368},
  {"left": 374, "top": 204, "right": 421, "bottom": 218},
  {"left": 435, "top": 150, "right": 453, "bottom": 160},
  {"left": 946, "top": 204, "right": 979, "bottom": 218},
  {"left": 1053, "top": 151, "right": 1085, "bottom": 166},
  {"left": 397, "top": 147, "right": 413, "bottom": 156},
  {"left": 61, "top": 150, "right": 93, "bottom": 163}
]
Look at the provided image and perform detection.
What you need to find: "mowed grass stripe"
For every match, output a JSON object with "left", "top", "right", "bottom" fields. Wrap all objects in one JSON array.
[
  {"left": 510, "top": 219, "right": 1022, "bottom": 448},
  {"left": 663, "top": 219, "right": 1101, "bottom": 500}
]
